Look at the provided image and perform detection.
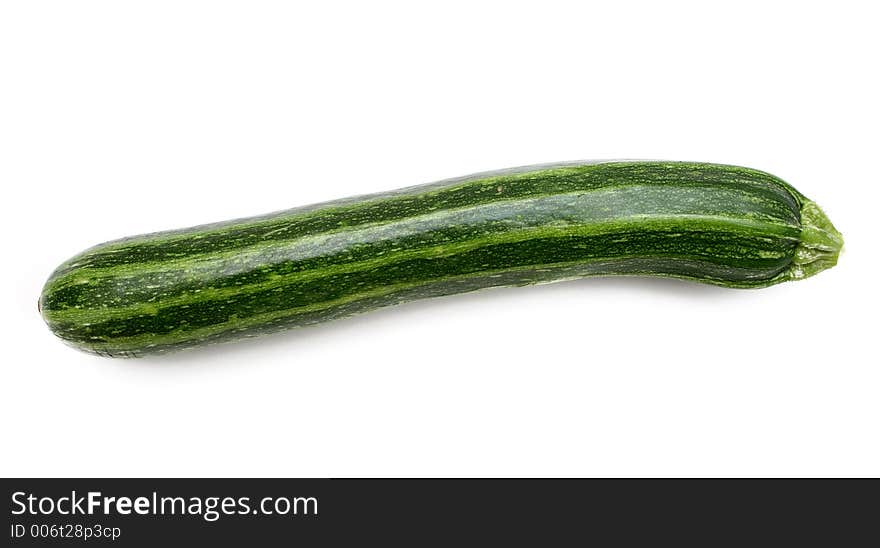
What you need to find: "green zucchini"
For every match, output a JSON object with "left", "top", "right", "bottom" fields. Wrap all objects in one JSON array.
[{"left": 39, "top": 161, "right": 843, "bottom": 357}]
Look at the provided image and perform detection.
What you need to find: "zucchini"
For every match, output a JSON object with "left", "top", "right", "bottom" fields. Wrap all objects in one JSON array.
[{"left": 39, "top": 161, "right": 843, "bottom": 357}]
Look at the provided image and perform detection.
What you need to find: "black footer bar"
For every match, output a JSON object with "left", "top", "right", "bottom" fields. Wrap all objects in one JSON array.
[{"left": 2, "top": 478, "right": 876, "bottom": 546}]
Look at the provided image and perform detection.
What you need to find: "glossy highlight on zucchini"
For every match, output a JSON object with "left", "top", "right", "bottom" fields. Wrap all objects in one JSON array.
[{"left": 39, "top": 161, "right": 843, "bottom": 357}]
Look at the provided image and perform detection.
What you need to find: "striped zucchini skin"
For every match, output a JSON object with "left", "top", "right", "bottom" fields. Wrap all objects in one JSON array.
[{"left": 39, "top": 161, "right": 843, "bottom": 357}]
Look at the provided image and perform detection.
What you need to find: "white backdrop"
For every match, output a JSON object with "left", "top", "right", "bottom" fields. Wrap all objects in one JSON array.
[{"left": 1, "top": 1, "right": 876, "bottom": 477}]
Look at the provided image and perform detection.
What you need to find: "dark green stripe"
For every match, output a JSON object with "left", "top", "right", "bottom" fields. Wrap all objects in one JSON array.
[
  {"left": 50, "top": 252, "right": 792, "bottom": 357},
  {"left": 47, "top": 227, "right": 796, "bottom": 345},
  {"left": 49, "top": 162, "right": 800, "bottom": 275}
]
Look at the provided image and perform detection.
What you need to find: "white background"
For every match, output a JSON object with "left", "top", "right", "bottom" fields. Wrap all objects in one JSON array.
[{"left": 1, "top": 1, "right": 877, "bottom": 477}]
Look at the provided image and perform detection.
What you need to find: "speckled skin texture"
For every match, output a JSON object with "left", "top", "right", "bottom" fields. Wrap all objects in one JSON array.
[{"left": 39, "top": 161, "right": 843, "bottom": 357}]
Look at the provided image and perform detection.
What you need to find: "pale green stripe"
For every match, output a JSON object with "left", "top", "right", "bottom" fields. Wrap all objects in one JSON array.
[
  {"left": 45, "top": 215, "right": 799, "bottom": 325},
  {"left": 58, "top": 165, "right": 598, "bottom": 259},
  {"left": 75, "top": 250, "right": 795, "bottom": 355},
  {"left": 49, "top": 183, "right": 794, "bottom": 288}
]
